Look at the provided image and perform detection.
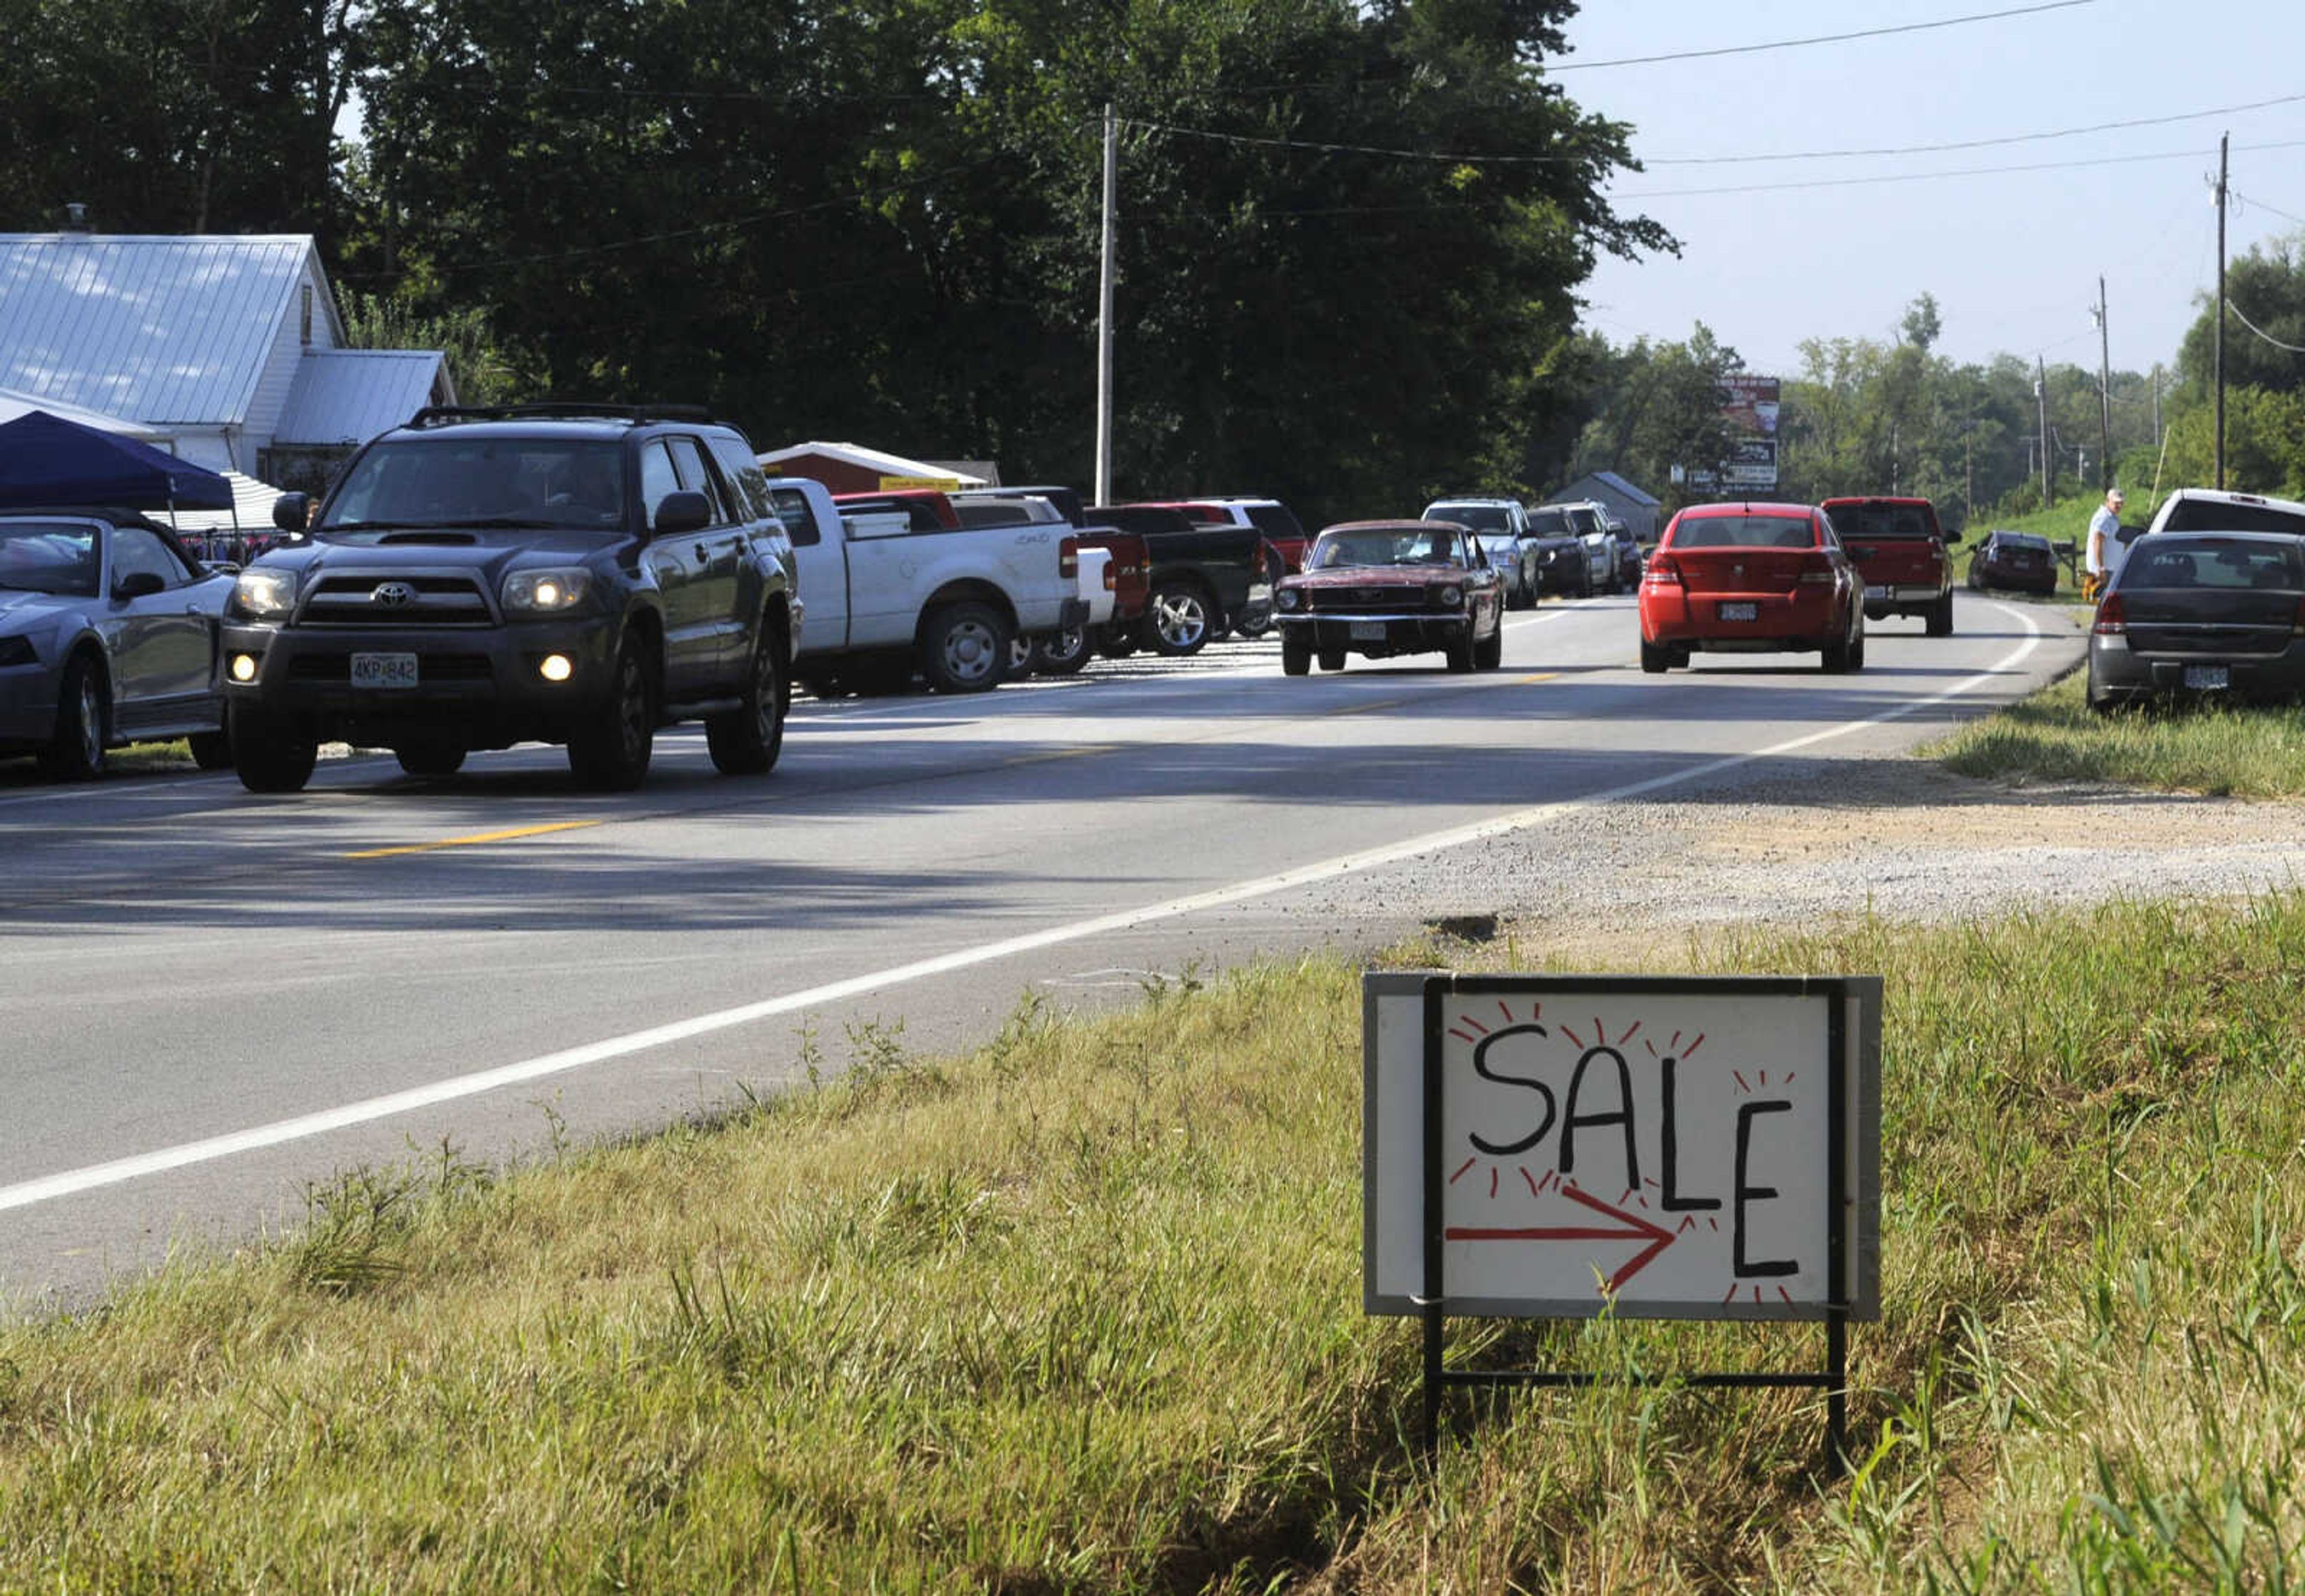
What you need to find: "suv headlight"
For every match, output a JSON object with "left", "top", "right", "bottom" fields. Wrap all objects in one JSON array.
[
  {"left": 230, "top": 568, "right": 297, "bottom": 619},
  {"left": 502, "top": 568, "right": 593, "bottom": 613}
]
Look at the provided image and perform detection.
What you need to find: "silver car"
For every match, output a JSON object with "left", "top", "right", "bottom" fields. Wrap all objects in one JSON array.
[
  {"left": 2087, "top": 531, "right": 2305, "bottom": 711},
  {"left": 0, "top": 510, "right": 234, "bottom": 778}
]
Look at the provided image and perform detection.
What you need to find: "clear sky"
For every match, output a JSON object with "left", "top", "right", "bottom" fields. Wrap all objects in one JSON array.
[{"left": 1560, "top": 0, "right": 2304, "bottom": 380}]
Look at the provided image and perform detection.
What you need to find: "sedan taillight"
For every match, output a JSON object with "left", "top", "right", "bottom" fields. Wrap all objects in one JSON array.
[
  {"left": 1798, "top": 553, "right": 1836, "bottom": 585},
  {"left": 1641, "top": 556, "right": 1682, "bottom": 588},
  {"left": 2094, "top": 594, "right": 2127, "bottom": 635}
]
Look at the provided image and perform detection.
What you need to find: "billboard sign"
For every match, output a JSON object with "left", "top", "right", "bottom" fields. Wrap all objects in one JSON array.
[
  {"left": 1717, "top": 376, "right": 1782, "bottom": 490},
  {"left": 1363, "top": 972, "right": 1879, "bottom": 1321}
]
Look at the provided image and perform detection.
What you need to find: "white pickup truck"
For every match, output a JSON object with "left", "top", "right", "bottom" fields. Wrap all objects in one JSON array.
[{"left": 756, "top": 475, "right": 1088, "bottom": 694}]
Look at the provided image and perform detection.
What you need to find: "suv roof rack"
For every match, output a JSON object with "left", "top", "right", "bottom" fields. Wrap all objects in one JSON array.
[{"left": 403, "top": 403, "right": 718, "bottom": 430}]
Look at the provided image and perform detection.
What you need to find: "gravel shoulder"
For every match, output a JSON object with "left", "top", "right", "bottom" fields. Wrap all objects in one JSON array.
[{"left": 1499, "top": 754, "right": 2305, "bottom": 962}]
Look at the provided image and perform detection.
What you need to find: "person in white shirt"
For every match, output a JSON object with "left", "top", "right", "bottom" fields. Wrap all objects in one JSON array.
[{"left": 2085, "top": 487, "right": 2126, "bottom": 600}]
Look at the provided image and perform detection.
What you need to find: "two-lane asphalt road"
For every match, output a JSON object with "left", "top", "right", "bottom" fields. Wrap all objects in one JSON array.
[{"left": 1, "top": 593, "right": 2081, "bottom": 1304}]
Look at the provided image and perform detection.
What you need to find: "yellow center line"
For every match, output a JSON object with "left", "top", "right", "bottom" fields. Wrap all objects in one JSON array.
[{"left": 344, "top": 821, "right": 602, "bottom": 860}]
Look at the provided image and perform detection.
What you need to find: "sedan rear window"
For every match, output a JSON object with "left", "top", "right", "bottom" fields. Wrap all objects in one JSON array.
[
  {"left": 2122, "top": 540, "right": 2304, "bottom": 591},
  {"left": 1669, "top": 515, "right": 1815, "bottom": 549}
]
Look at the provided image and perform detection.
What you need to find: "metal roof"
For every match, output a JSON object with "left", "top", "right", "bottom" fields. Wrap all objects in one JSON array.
[
  {"left": 0, "top": 233, "right": 324, "bottom": 426},
  {"left": 757, "top": 439, "right": 989, "bottom": 486},
  {"left": 274, "top": 349, "right": 448, "bottom": 446},
  {"left": 1583, "top": 470, "right": 1660, "bottom": 507},
  {"left": 0, "top": 385, "right": 164, "bottom": 440}
]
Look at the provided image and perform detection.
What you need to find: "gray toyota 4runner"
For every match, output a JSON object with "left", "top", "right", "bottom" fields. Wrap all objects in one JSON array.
[{"left": 221, "top": 405, "right": 798, "bottom": 792}]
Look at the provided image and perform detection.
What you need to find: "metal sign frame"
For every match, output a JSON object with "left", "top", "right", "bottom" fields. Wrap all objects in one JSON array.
[{"left": 1363, "top": 971, "right": 1881, "bottom": 1468}]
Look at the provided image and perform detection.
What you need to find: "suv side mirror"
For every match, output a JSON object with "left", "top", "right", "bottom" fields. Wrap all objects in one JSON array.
[
  {"left": 272, "top": 492, "right": 312, "bottom": 532},
  {"left": 115, "top": 570, "right": 166, "bottom": 600},
  {"left": 652, "top": 490, "right": 710, "bottom": 538}
]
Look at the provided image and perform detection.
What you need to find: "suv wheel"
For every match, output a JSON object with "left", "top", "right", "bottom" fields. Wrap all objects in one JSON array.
[
  {"left": 568, "top": 641, "right": 656, "bottom": 790},
  {"left": 230, "top": 702, "right": 318, "bottom": 793},
  {"left": 707, "top": 629, "right": 787, "bottom": 775},
  {"left": 1143, "top": 581, "right": 1213, "bottom": 656},
  {"left": 187, "top": 730, "right": 234, "bottom": 771},
  {"left": 920, "top": 601, "right": 1010, "bottom": 693},
  {"left": 37, "top": 652, "right": 108, "bottom": 780}
]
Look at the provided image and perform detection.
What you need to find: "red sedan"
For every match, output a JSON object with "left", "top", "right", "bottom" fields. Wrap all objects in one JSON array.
[{"left": 1637, "top": 501, "right": 1865, "bottom": 673}]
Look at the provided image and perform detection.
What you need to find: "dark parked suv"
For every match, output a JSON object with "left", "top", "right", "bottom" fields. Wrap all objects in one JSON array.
[{"left": 221, "top": 405, "right": 798, "bottom": 792}]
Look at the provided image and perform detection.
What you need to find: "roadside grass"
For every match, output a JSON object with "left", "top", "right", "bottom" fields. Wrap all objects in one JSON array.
[
  {"left": 10, "top": 900, "right": 2305, "bottom": 1588},
  {"left": 1929, "top": 670, "right": 2305, "bottom": 797}
]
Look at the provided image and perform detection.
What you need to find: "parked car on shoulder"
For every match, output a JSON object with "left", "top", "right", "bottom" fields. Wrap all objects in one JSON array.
[
  {"left": 1421, "top": 498, "right": 1541, "bottom": 609},
  {"left": 1, "top": 507, "right": 235, "bottom": 778},
  {"left": 1638, "top": 501, "right": 1864, "bottom": 674},
  {"left": 223, "top": 405, "right": 799, "bottom": 792},
  {"left": 1273, "top": 520, "right": 1505, "bottom": 675},
  {"left": 2141, "top": 486, "right": 2305, "bottom": 539},
  {"left": 1605, "top": 519, "right": 1644, "bottom": 591},
  {"left": 1100, "top": 504, "right": 1267, "bottom": 655},
  {"left": 2087, "top": 531, "right": 2305, "bottom": 711},
  {"left": 1820, "top": 495, "right": 1959, "bottom": 636},
  {"left": 1540, "top": 500, "right": 1621, "bottom": 594},
  {"left": 1966, "top": 529, "right": 2058, "bottom": 594}
]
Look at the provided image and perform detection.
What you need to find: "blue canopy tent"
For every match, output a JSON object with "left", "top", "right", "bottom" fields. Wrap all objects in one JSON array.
[{"left": 0, "top": 408, "right": 235, "bottom": 513}]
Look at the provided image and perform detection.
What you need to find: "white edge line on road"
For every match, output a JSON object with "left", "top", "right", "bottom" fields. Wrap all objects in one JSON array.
[{"left": 0, "top": 604, "right": 2044, "bottom": 1213}]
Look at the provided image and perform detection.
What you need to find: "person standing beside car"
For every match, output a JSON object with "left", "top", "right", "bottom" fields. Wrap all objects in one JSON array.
[{"left": 2085, "top": 487, "right": 2125, "bottom": 600}]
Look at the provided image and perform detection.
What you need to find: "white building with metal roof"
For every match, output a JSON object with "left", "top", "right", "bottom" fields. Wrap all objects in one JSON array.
[{"left": 0, "top": 231, "right": 454, "bottom": 489}]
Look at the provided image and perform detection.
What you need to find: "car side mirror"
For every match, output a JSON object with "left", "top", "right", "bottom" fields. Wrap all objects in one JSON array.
[
  {"left": 272, "top": 492, "right": 312, "bottom": 532},
  {"left": 115, "top": 570, "right": 167, "bottom": 600},
  {"left": 652, "top": 490, "right": 710, "bottom": 538}
]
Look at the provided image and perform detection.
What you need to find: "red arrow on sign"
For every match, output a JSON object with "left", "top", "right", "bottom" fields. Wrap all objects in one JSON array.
[{"left": 1444, "top": 1181, "right": 1678, "bottom": 1292}]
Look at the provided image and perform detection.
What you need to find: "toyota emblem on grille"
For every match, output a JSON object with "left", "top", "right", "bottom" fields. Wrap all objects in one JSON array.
[{"left": 372, "top": 581, "right": 418, "bottom": 607}]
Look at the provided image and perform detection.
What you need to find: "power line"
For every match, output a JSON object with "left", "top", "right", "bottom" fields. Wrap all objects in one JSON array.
[
  {"left": 1546, "top": 0, "right": 2094, "bottom": 72},
  {"left": 1645, "top": 91, "right": 2305, "bottom": 165},
  {"left": 2231, "top": 188, "right": 2305, "bottom": 229},
  {"left": 2228, "top": 300, "right": 2305, "bottom": 354},
  {"left": 1613, "top": 140, "right": 2305, "bottom": 200}
]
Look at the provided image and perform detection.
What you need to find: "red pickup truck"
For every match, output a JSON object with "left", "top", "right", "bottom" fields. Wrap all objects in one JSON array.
[{"left": 1821, "top": 495, "right": 1960, "bottom": 637}]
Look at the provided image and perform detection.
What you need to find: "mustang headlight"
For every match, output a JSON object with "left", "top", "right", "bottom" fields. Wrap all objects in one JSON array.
[
  {"left": 1435, "top": 584, "right": 1465, "bottom": 608},
  {"left": 502, "top": 568, "right": 593, "bottom": 613},
  {"left": 230, "top": 568, "right": 297, "bottom": 619},
  {"left": 1277, "top": 588, "right": 1301, "bottom": 612}
]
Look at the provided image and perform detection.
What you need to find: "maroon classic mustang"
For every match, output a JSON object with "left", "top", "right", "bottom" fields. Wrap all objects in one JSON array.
[{"left": 1272, "top": 519, "right": 1506, "bottom": 675}]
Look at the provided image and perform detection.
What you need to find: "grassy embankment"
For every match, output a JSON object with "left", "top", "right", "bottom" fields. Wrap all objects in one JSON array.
[
  {"left": 11, "top": 893, "right": 2305, "bottom": 1589},
  {"left": 1930, "top": 660, "right": 2305, "bottom": 798}
]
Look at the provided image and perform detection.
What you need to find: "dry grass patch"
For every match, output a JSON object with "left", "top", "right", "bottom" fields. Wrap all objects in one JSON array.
[{"left": 8, "top": 902, "right": 2305, "bottom": 1589}]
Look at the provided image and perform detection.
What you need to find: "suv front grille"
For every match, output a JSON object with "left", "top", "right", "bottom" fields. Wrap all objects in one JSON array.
[{"left": 301, "top": 575, "right": 493, "bottom": 626}]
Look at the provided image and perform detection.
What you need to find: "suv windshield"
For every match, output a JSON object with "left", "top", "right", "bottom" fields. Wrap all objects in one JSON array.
[
  {"left": 1428, "top": 504, "right": 1511, "bottom": 534},
  {"left": 322, "top": 438, "right": 630, "bottom": 534}
]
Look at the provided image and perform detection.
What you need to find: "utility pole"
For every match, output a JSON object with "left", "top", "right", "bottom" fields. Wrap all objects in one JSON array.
[
  {"left": 1094, "top": 103, "right": 1117, "bottom": 507},
  {"left": 2093, "top": 276, "right": 2112, "bottom": 490},
  {"left": 2035, "top": 358, "right": 2052, "bottom": 506},
  {"left": 2215, "top": 131, "right": 2229, "bottom": 489},
  {"left": 2151, "top": 363, "right": 2163, "bottom": 448}
]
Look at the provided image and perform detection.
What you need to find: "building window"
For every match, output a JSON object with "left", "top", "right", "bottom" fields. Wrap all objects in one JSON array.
[{"left": 300, "top": 284, "right": 313, "bottom": 346}]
